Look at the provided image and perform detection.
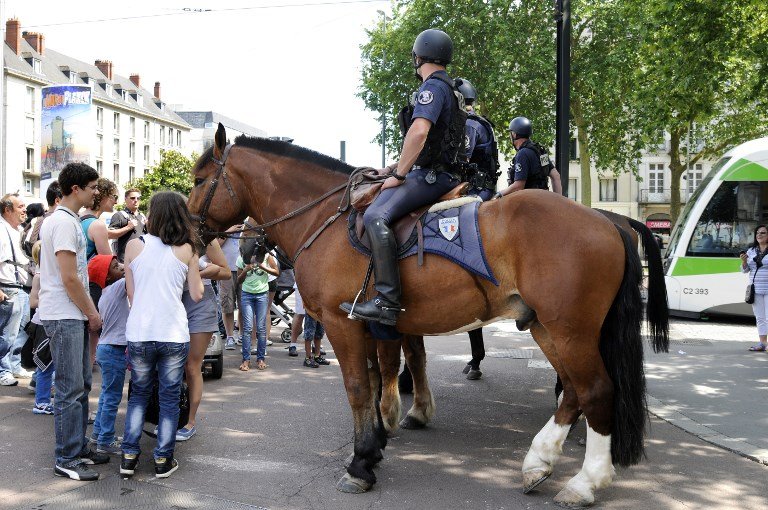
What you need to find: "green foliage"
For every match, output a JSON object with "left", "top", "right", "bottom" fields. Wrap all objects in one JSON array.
[{"left": 126, "top": 150, "right": 196, "bottom": 212}]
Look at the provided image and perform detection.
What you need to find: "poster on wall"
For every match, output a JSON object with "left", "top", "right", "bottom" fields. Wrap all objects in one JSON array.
[{"left": 40, "top": 85, "right": 93, "bottom": 196}]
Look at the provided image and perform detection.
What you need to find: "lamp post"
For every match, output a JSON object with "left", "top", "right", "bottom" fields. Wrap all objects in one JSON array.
[
  {"left": 377, "top": 10, "right": 389, "bottom": 168},
  {"left": 555, "top": 0, "right": 571, "bottom": 198}
]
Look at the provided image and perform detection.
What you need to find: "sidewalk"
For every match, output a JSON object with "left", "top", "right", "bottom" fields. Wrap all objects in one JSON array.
[{"left": 644, "top": 316, "right": 768, "bottom": 464}]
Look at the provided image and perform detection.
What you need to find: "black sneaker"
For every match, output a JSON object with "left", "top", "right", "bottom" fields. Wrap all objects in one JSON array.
[
  {"left": 80, "top": 447, "right": 110, "bottom": 465},
  {"left": 288, "top": 346, "right": 298, "bottom": 357},
  {"left": 154, "top": 456, "right": 179, "bottom": 478},
  {"left": 314, "top": 356, "right": 330, "bottom": 366},
  {"left": 303, "top": 357, "right": 319, "bottom": 368},
  {"left": 54, "top": 462, "right": 99, "bottom": 481},
  {"left": 120, "top": 453, "right": 139, "bottom": 477}
]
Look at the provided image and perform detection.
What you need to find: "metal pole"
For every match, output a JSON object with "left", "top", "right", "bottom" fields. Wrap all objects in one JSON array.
[
  {"left": 0, "top": 0, "right": 6, "bottom": 195},
  {"left": 340, "top": 140, "right": 346, "bottom": 162},
  {"left": 555, "top": 0, "right": 571, "bottom": 197}
]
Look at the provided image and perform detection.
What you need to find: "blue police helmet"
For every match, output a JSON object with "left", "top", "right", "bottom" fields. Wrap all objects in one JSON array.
[
  {"left": 509, "top": 116, "right": 532, "bottom": 139},
  {"left": 456, "top": 79, "right": 477, "bottom": 105},
  {"left": 412, "top": 29, "right": 453, "bottom": 66}
]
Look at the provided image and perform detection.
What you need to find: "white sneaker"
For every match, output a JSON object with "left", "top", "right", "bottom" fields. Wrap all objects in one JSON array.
[
  {"left": 224, "top": 337, "right": 236, "bottom": 350},
  {"left": 266, "top": 339, "right": 273, "bottom": 346},
  {"left": 0, "top": 372, "right": 18, "bottom": 386},
  {"left": 13, "top": 368, "right": 35, "bottom": 379}
]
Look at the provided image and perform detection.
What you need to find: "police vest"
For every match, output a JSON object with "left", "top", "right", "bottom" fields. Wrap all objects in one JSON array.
[
  {"left": 467, "top": 113, "right": 500, "bottom": 180},
  {"left": 517, "top": 140, "right": 553, "bottom": 190},
  {"left": 397, "top": 73, "right": 468, "bottom": 178}
]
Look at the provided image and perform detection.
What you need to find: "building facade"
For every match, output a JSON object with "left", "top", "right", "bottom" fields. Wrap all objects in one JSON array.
[
  {"left": 563, "top": 134, "right": 715, "bottom": 241},
  {"left": 2, "top": 18, "right": 192, "bottom": 201},
  {"left": 174, "top": 111, "right": 267, "bottom": 156}
]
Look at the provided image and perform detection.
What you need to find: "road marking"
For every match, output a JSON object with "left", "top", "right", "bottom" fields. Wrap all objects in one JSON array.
[{"left": 188, "top": 455, "right": 296, "bottom": 472}]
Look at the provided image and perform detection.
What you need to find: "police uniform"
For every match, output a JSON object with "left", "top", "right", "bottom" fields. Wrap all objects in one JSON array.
[
  {"left": 509, "top": 141, "right": 550, "bottom": 190},
  {"left": 341, "top": 28, "right": 462, "bottom": 328},
  {"left": 464, "top": 113, "right": 498, "bottom": 201},
  {"left": 363, "top": 70, "right": 462, "bottom": 228}
]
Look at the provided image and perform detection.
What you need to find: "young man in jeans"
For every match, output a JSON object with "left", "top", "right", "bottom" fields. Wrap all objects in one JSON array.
[{"left": 39, "top": 163, "right": 108, "bottom": 481}]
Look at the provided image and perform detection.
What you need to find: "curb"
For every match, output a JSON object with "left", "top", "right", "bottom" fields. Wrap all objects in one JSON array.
[{"left": 647, "top": 394, "right": 768, "bottom": 465}]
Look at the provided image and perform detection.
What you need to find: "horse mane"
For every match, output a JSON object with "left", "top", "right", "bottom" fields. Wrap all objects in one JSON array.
[{"left": 236, "top": 135, "right": 357, "bottom": 175}]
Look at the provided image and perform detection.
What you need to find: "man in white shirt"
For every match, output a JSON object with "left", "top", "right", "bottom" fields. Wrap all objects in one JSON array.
[
  {"left": 0, "top": 194, "right": 31, "bottom": 386},
  {"left": 39, "top": 163, "right": 108, "bottom": 481}
]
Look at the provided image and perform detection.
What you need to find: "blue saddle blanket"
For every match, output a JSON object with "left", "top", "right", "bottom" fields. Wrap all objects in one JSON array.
[{"left": 348, "top": 201, "right": 498, "bottom": 285}]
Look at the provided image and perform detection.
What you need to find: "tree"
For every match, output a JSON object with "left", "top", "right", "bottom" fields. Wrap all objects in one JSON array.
[
  {"left": 126, "top": 149, "right": 196, "bottom": 212},
  {"left": 359, "top": 0, "right": 648, "bottom": 207},
  {"left": 632, "top": 0, "right": 768, "bottom": 224}
]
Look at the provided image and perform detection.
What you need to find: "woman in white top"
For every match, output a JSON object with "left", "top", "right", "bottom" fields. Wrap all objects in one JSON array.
[{"left": 120, "top": 191, "right": 203, "bottom": 480}]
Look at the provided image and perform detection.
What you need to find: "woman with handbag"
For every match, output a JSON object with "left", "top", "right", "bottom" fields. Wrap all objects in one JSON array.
[{"left": 741, "top": 224, "right": 768, "bottom": 352}]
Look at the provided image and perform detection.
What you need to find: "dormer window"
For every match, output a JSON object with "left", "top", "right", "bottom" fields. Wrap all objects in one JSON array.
[
  {"left": 79, "top": 72, "right": 90, "bottom": 84},
  {"left": 23, "top": 54, "right": 42, "bottom": 74},
  {"left": 99, "top": 81, "right": 112, "bottom": 95}
]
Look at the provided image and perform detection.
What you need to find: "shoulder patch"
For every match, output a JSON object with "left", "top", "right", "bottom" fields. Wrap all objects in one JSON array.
[
  {"left": 515, "top": 163, "right": 522, "bottom": 173},
  {"left": 417, "top": 91, "right": 434, "bottom": 105}
]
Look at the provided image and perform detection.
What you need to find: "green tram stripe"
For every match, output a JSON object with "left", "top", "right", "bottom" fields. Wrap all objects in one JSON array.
[
  {"left": 671, "top": 257, "right": 742, "bottom": 276},
  {"left": 720, "top": 158, "right": 768, "bottom": 181}
]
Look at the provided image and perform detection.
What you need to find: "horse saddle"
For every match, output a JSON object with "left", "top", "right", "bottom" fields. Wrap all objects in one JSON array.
[{"left": 347, "top": 197, "right": 497, "bottom": 284}]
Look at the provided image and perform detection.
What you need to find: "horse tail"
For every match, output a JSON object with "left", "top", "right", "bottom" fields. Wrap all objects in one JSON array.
[
  {"left": 627, "top": 218, "right": 670, "bottom": 354},
  {"left": 599, "top": 225, "right": 647, "bottom": 467}
]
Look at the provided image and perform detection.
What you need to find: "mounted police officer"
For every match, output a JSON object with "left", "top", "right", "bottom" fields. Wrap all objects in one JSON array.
[
  {"left": 495, "top": 116, "right": 562, "bottom": 198},
  {"left": 458, "top": 78, "right": 499, "bottom": 379},
  {"left": 457, "top": 78, "right": 499, "bottom": 202},
  {"left": 340, "top": 29, "right": 467, "bottom": 326}
]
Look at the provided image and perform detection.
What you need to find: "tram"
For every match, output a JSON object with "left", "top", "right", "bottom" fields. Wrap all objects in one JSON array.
[{"left": 664, "top": 137, "right": 768, "bottom": 318}]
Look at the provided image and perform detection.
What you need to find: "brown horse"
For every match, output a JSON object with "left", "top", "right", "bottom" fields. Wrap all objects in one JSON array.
[{"left": 187, "top": 125, "right": 668, "bottom": 507}]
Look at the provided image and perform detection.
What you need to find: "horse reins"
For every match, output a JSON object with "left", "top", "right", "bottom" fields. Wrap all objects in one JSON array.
[{"left": 196, "top": 143, "right": 370, "bottom": 263}]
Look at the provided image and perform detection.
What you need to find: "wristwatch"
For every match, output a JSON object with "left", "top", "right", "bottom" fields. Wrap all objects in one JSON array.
[
  {"left": 493, "top": 192, "right": 503, "bottom": 199},
  {"left": 391, "top": 172, "right": 406, "bottom": 181}
]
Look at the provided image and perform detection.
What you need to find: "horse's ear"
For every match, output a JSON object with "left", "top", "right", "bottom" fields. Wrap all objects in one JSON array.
[{"left": 213, "top": 123, "right": 227, "bottom": 160}]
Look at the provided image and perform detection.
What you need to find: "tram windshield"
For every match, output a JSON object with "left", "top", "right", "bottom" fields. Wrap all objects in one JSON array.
[
  {"left": 686, "top": 179, "right": 765, "bottom": 257},
  {"left": 666, "top": 157, "right": 729, "bottom": 257}
]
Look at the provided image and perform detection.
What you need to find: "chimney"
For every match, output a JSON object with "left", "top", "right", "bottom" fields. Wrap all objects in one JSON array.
[
  {"left": 22, "top": 31, "right": 44, "bottom": 55},
  {"left": 153, "top": 81, "right": 161, "bottom": 100},
  {"left": 95, "top": 60, "right": 113, "bottom": 80},
  {"left": 129, "top": 74, "right": 141, "bottom": 88},
  {"left": 6, "top": 19, "right": 21, "bottom": 55}
]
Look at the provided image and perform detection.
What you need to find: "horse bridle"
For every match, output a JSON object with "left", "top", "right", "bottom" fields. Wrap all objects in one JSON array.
[
  {"left": 197, "top": 143, "right": 237, "bottom": 241},
  {"left": 195, "top": 142, "right": 355, "bottom": 262}
]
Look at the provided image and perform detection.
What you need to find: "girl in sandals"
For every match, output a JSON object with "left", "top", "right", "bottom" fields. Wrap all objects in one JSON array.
[{"left": 236, "top": 237, "right": 278, "bottom": 371}]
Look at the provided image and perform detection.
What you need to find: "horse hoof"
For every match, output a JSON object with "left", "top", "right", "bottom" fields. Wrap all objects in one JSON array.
[
  {"left": 522, "top": 469, "right": 551, "bottom": 494},
  {"left": 466, "top": 368, "right": 482, "bottom": 380},
  {"left": 336, "top": 473, "right": 372, "bottom": 494},
  {"left": 399, "top": 415, "right": 426, "bottom": 430},
  {"left": 553, "top": 486, "right": 594, "bottom": 508}
]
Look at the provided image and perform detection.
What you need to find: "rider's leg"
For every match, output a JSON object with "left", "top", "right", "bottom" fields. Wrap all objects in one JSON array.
[{"left": 341, "top": 169, "right": 457, "bottom": 326}]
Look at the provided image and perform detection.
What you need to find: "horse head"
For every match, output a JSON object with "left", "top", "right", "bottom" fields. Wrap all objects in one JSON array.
[{"left": 187, "top": 123, "right": 247, "bottom": 245}]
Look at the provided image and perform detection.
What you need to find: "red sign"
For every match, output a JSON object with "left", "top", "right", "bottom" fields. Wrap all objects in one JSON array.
[{"left": 646, "top": 220, "right": 671, "bottom": 229}]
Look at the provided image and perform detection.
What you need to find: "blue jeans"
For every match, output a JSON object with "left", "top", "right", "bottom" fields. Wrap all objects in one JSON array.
[
  {"left": 303, "top": 316, "right": 325, "bottom": 341},
  {"left": 0, "top": 289, "right": 29, "bottom": 375},
  {"left": 241, "top": 290, "right": 268, "bottom": 362},
  {"left": 122, "top": 341, "right": 189, "bottom": 459},
  {"left": 34, "top": 364, "right": 54, "bottom": 406},
  {"left": 42, "top": 319, "right": 91, "bottom": 467},
  {"left": 93, "top": 344, "right": 128, "bottom": 446}
]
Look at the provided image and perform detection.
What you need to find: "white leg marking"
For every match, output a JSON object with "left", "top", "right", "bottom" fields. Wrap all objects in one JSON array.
[
  {"left": 381, "top": 390, "right": 402, "bottom": 433},
  {"left": 522, "top": 416, "right": 571, "bottom": 473},
  {"left": 555, "top": 420, "right": 615, "bottom": 506},
  {"left": 407, "top": 390, "right": 435, "bottom": 424}
]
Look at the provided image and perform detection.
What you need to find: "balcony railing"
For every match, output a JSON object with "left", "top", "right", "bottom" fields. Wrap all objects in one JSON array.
[{"left": 638, "top": 188, "right": 692, "bottom": 204}]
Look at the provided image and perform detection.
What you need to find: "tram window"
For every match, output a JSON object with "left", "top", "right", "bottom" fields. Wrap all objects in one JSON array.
[{"left": 686, "top": 180, "right": 762, "bottom": 257}]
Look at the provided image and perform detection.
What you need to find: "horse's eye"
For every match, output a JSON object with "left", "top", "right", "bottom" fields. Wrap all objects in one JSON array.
[{"left": 194, "top": 178, "right": 205, "bottom": 187}]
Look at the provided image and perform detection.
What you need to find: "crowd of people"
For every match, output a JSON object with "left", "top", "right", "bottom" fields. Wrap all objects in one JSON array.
[{"left": 0, "top": 163, "right": 329, "bottom": 482}]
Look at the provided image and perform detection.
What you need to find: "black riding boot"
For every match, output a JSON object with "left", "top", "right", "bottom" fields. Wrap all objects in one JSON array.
[{"left": 340, "top": 218, "right": 402, "bottom": 326}]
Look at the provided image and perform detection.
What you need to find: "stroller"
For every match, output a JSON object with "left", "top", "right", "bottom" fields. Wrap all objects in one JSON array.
[{"left": 270, "top": 247, "right": 296, "bottom": 343}]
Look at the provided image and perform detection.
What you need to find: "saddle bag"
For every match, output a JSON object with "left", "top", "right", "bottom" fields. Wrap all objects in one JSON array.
[{"left": 350, "top": 167, "right": 393, "bottom": 212}]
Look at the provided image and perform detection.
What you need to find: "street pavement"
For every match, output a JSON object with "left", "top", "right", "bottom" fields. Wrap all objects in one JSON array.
[{"left": 0, "top": 316, "right": 766, "bottom": 509}]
